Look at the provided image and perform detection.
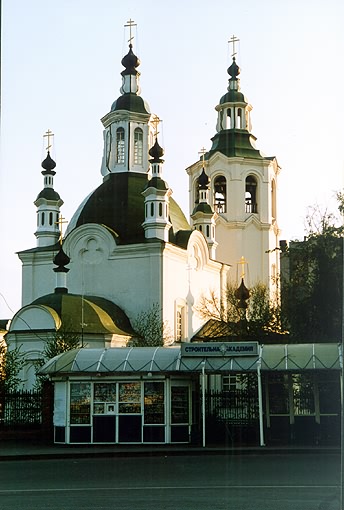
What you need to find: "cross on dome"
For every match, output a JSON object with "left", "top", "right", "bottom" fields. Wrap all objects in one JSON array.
[
  {"left": 55, "top": 215, "right": 68, "bottom": 245},
  {"left": 198, "top": 147, "right": 207, "bottom": 166},
  {"left": 228, "top": 35, "right": 240, "bottom": 59},
  {"left": 43, "top": 129, "right": 54, "bottom": 152},
  {"left": 124, "top": 18, "right": 137, "bottom": 45},
  {"left": 151, "top": 114, "right": 161, "bottom": 138}
]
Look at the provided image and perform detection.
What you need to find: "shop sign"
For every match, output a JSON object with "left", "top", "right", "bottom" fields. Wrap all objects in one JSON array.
[{"left": 181, "top": 341, "right": 258, "bottom": 357}]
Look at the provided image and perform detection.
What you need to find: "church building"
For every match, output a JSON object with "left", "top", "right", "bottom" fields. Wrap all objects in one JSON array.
[{"left": 6, "top": 28, "right": 281, "bottom": 389}]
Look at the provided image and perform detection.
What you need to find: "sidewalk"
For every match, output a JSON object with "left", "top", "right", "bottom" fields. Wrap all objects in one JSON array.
[{"left": 0, "top": 440, "right": 339, "bottom": 461}]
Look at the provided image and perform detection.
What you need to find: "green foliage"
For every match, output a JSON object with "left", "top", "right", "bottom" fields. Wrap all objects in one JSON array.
[
  {"left": 34, "top": 323, "right": 81, "bottom": 389},
  {"left": 131, "top": 303, "right": 173, "bottom": 347},
  {"left": 0, "top": 343, "right": 26, "bottom": 392},
  {"left": 281, "top": 200, "right": 343, "bottom": 342},
  {"left": 195, "top": 282, "right": 282, "bottom": 340}
]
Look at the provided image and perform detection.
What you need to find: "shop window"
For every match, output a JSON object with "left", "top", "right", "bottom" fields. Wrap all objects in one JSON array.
[
  {"left": 214, "top": 175, "right": 227, "bottom": 213},
  {"left": 144, "top": 382, "right": 165, "bottom": 424},
  {"left": 93, "top": 383, "right": 117, "bottom": 415},
  {"left": 134, "top": 128, "right": 143, "bottom": 165},
  {"left": 70, "top": 382, "right": 91, "bottom": 425},
  {"left": 292, "top": 374, "right": 314, "bottom": 416},
  {"left": 245, "top": 175, "right": 258, "bottom": 213},
  {"left": 116, "top": 127, "right": 125, "bottom": 164},
  {"left": 171, "top": 386, "right": 189, "bottom": 424},
  {"left": 118, "top": 382, "right": 141, "bottom": 414}
]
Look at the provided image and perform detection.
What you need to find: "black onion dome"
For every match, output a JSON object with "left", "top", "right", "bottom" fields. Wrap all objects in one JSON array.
[
  {"left": 234, "top": 278, "right": 250, "bottom": 309},
  {"left": 220, "top": 90, "right": 246, "bottom": 104},
  {"left": 41, "top": 151, "right": 56, "bottom": 174},
  {"left": 149, "top": 139, "right": 164, "bottom": 163},
  {"left": 111, "top": 94, "right": 150, "bottom": 114},
  {"left": 53, "top": 246, "right": 70, "bottom": 273},
  {"left": 192, "top": 202, "right": 213, "bottom": 215},
  {"left": 36, "top": 188, "right": 61, "bottom": 201},
  {"left": 198, "top": 168, "right": 209, "bottom": 189},
  {"left": 121, "top": 44, "right": 140, "bottom": 76},
  {"left": 227, "top": 57, "right": 240, "bottom": 79}
]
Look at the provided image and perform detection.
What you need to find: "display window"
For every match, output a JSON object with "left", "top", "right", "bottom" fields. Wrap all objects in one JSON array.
[{"left": 70, "top": 383, "right": 91, "bottom": 424}]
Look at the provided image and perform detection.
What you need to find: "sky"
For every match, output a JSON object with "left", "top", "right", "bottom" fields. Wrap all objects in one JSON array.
[{"left": 1, "top": 0, "right": 344, "bottom": 318}]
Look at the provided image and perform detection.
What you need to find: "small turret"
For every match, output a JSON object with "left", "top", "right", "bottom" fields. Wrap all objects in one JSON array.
[
  {"left": 142, "top": 137, "right": 172, "bottom": 242},
  {"left": 34, "top": 130, "right": 63, "bottom": 247}
]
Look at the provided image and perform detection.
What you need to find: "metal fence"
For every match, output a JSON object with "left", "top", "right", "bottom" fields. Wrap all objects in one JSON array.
[{"left": 0, "top": 389, "right": 44, "bottom": 428}]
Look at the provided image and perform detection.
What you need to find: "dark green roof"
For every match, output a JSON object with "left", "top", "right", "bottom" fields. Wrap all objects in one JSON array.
[
  {"left": 192, "top": 202, "right": 213, "bottom": 215},
  {"left": 145, "top": 176, "right": 169, "bottom": 191},
  {"left": 207, "top": 129, "right": 264, "bottom": 160},
  {"left": 36, "top": 188, "right": 61, "bottom": 201},
  {"left": 220, "top": 90, "right": 246, "bottom": 104},
  {"left": 32, "top": 293, "right": 135, "bottom": 336},
  {"left": 111, "top": 93, "right": 150, "bottom": 114},
  {"left": 71, "top": 172, "right": 191, "bottom": 247}
]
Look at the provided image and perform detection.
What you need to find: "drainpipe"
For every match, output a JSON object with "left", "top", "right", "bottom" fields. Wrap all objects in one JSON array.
[{"left": 257, "top": 345, "right": 265, "bottom": 446}]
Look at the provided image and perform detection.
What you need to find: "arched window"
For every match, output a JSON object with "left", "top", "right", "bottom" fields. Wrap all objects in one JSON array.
[
  {"left": 194, "top": 179, "right": 200, "bottom": 206},
  {"left": 116, "top": 127, "right": 125, "bottom": 164},
  {"left": 226, "top": 108, "right": 233, "bottom": 129},
  {"left": 41, "top": 212, "right": 45, "bottom": 225},
  {"left": 49, "top": 212, "right": 53, "bottom": 226},
  {"left": 214, "top": 175, "right": 227, "bottom": 213},
  {"left": 236, "top": 108, "right": 243, "bottom": 128},
  {"left": 134, "top": 128, "right": 143, "bottom": 165},
  {"left": 159, "top": 203, "right": 163, "bottom": 217},
  {"left": 245, "top": 175, "right": 258, "bottom": 213},
  {"left": 271, "top": 179, "right": 276, "bottom": 221}
]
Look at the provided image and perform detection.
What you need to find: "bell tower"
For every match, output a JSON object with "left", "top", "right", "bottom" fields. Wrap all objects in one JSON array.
[
  {"left": 186, "top": 37, "right": 280, "bottom": 296},
  {"left": 100, "top": 20, "right": 156, "bottom": 177}
]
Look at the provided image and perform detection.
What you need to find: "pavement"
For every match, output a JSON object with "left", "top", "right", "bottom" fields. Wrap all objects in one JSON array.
[{"left": 0, "top": 440, "right": 340, "bottom": 461}]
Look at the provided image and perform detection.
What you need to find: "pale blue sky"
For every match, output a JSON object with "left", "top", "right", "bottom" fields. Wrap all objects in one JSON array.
[{"left": 1, "top": 0, "right": 344, "bottom": 317}]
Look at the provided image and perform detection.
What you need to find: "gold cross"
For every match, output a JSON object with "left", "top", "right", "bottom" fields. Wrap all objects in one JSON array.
[
  {"left": 237, "top": 255, "right": 247, "bottom": 279},
  {"left": 151, "top": 114, "right": 161, "bottom": 137},
  {"left": 124, "top": 18, "right": 137, "bottom": 44},
  {"left": 43, "top": 129, "right": 54, "bottom": 152},
  {"left": 55, "top": 215, "right": 68, "bottom": 245},
  {"left": 198, "top": 147, "right": 207, "bottom": 166},
  {"left": 228, "top": 35, "right": 240, "bottom": 59}
]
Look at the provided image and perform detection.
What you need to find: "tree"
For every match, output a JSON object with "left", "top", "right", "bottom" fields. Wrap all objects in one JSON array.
[
  {"left": 0, "top": 343, "right": 26, "bottom": 392},
  {"left": 195, "top": 281, "right": 283, "bottom": 342},
  {"left": 281, "top": 199, "right": 343, "bottom": 342},
  {"left": 131, "top": 303, "right": 173, "bottom": 347},
  {"left": 34, "top": 323, "right": 82, "bottom": 389}
]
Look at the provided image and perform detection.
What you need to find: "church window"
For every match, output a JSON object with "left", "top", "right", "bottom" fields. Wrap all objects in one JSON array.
[
  {"left": 199, "top": 225, "right": 202, "bottom": 232},
  {"left": 175, "top": 300, "right": 186, "bottom": 342},
  {"left": 194, "top": 179, "right": 199, "bottom": 206},
  {"left": 271, "top": 179, "right": 276, "bottom": 221},
  {"left": 134, "top": 128, "right": 143, "bottom": 165},
  {"left": 41, "top": 212, "right": 45, "bottom": 225},
  {"left": 150, "top": 203, "right": 154, "bottom": 216},
  {"left": 116, "top": 127, "right": 125, "bottom": 164},
  {"left": 145, "top": 204, "right": 148, "bottom": 218},
  {"left": 159, "top": 203, "right": 163, "bottom": 217},
  {"left": 214, "top": 175, "right": 227, "bottom": 213},
  {"left": 176, "top": 310, "right": 182, "bottom": 342},
  {"left": 245, "top": 175, "right": 258, "bottom": 213},
  {"left": 206, "top": 225, "right": 210, "bottom": 238},
  {"left": 49, "top": 212, "right": 53, "bottom": 226}
]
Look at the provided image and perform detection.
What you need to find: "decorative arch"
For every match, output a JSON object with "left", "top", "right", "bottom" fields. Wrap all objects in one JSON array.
[
  {"left": 213, "top": 175, "right": 227, "bottom": 213},
  {"left": 245, "top": 175, "right": 258, "bottom": 213},
  {"left": 64, "top": 223, "right": 118, "bottom": 263}
]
